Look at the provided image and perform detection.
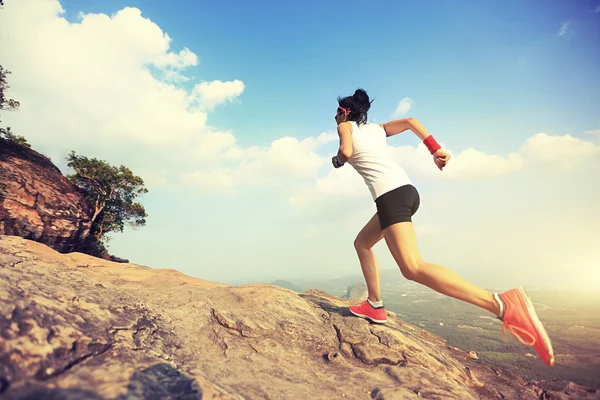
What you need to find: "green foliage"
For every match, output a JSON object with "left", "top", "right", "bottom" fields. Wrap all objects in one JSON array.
[
  {"left": 0, "top": 64, "right": 29, "bottom": 148},
  {"left": 65, "top": 151, "right": 148, "bottom": 241},
  {"left": 0, "top": 65, "right": 19, "bottom": 112},
  {"left": 0, "top": 126, "right": 30, "bottom": 148}
]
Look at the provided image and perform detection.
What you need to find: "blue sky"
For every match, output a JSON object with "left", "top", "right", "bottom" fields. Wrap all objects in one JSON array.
[
  {"left": 1, "top": 0, "right": 599, "bottom": 292},
  {"left": 56, "top": 0, "right": 600, "bottom": 150}
]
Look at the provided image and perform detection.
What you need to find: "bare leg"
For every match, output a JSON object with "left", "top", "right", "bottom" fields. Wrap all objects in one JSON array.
[
  {"left": 354, "top": 214, "right": 384, "bottom": 302},
  {"left": 382, "top": 222, "right": 502, "bottom": 316}
]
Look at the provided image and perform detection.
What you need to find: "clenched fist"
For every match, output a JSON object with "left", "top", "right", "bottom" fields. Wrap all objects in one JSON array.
[{"left": 433, "top": 149, "right": 451, "bottom": 171}]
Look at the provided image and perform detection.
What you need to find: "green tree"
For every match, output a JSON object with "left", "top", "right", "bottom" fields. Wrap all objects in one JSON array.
[
  {"left": 0, "top": 64, "right": 30, "bottom": 148},
  {"left": 66, "top": 151, "right": 148, "bottom": 242}
]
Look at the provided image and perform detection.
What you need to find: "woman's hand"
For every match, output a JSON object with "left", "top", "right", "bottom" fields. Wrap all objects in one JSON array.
[
  {"left": 332, "top": 156, "right": 343, "bottom": 168},
  {"left": 433, "top": 149, "right": 450, "bottom": 170}
]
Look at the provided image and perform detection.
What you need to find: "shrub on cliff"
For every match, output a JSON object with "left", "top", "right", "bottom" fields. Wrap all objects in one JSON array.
[
  {"left": 0, "top": 64, "right": 30, "bottom": 148},
  {"left": 65, "top": 151, "right": 148, "bottom": 247}
]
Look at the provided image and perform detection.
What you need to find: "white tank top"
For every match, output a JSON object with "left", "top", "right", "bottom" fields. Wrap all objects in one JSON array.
[{"left": 346, "top": 121, "right": 412, "bottom": 201}]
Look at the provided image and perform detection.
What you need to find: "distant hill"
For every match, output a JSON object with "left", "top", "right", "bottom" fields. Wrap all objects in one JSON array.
[
  {"left": 342, "top": 283, "right": 368, "bottom": 300},
  {"left": 270, "top": 279, "right": 303, "bottom": 293},
  {"left": 291, "top": 269, "right": 404, "bottom": 298}
]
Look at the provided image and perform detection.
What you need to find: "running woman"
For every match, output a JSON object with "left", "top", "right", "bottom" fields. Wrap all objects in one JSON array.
[{"left": 332, "top": 88, "right": 554, "bottom": 366}]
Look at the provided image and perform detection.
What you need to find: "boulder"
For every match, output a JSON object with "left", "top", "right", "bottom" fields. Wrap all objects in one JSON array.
[{"left": 0, "top": 138, "right": 91, "bottom": 253}]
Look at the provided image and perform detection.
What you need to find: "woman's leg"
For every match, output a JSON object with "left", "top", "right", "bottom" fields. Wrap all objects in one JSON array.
[
  {"left": 354, "top": 214, "right": 384, "bottom": 302},
  {"left": 382, "top": 221, "right": 502, "bottom": 316}
]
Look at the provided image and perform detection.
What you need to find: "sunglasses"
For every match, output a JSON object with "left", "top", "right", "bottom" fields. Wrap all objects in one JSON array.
[{"left": 337, "top": 106, "right": 351, "bottom": 115}]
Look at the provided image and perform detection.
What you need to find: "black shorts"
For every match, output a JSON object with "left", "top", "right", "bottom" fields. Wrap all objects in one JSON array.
[{"left": 375, "top": 184, "right": 420, "bottom": 230}]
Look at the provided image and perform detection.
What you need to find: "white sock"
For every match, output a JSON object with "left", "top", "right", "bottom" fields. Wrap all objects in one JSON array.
[
  {"left": 494, "top": 293, "right": 505, "bottom": 320},
  {"left": 367, "top": 298, "right": 383, "bottom": 308}
]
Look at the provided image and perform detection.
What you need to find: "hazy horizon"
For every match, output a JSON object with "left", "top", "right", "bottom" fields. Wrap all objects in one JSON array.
[
  {"left": 1, "top": 0, "right": 599, "bottom": 293},
  {"left": 219, "top": 268, "right": 600, "bottom": 294}
]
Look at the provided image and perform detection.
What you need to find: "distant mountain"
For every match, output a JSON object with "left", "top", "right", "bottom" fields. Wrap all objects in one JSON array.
[
  {"left": 270, "top": 279, "right": 303, "bottom": 293},
  {"left": 293, "top": 269, "right": 405, "bottom": 297},
  {"left": 342, "top": 283, "right": 368, "bottom": 300}
]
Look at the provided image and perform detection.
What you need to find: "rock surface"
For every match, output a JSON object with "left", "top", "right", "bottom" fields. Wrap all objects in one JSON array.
[
  {"left": 0, "top": 139, "right": 91, "bottom": 253},
  {"left": 1, "top": 235, "right": 599, "bottom": 400}
]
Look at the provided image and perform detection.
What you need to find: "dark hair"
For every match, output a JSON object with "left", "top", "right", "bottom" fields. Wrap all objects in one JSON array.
[{"left": 337, "top": 88, "right": 373, "bottom": 125}]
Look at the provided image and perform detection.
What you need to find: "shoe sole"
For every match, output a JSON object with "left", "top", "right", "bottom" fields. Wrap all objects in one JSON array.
[
  {"left": 518, "top": 287, "right": 555, "bottom": 366},
  {"left": 349, "top": 309, "right": 387, "bottom": 324}
]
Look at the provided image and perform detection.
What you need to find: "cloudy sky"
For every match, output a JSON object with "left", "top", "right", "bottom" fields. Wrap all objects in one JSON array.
[{"left": 1, "top": 0, "right": 599, "bottom": 292}]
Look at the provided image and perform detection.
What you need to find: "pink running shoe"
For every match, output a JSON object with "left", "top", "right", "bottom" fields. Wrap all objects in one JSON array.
[
  {"left": 349, "top": 300, "right": 387, "bottom": 324},
  {"left": 498, "top": 287, "right": 555, "bottom": 366}
]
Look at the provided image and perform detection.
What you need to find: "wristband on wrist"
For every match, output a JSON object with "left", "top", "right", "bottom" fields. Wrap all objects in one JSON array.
[{"left": 423, "top": 135, "right": 441, "bottom": 154}]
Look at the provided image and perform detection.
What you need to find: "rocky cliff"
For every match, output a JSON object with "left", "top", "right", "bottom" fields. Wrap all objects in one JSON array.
[
  {"left": 1, "top": 235, "right": 598, "bottom": 400},
  {"left": 0, "top": 138, "right": 91, "bottom": 253}
]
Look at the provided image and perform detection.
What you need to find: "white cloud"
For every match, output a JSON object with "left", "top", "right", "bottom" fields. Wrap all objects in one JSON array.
[
  {"left": 161, "top": 70, "right": 192, "bottom": 83},
  {"left": 0, "top": 1, "right": 222, "bottom": 150},
  {"left": 0, "top": 0, "right": 259, "bottom": 198},
  {"left": 190, "top": 80, "right": 245, "bottom": 109},
  {"left": 288, "top": 167, "right": 373, "bottom": 224},
  {"left": 257, "top": 137, "right": 326, "bottom": 178},
  {"left": 183, "top": 135, "right": 332, "bottom": 191},
  {"left": 290, "top": 166, "right": 367, "bottom": 206},
  {"left": 592, "top": 5, "right": 600, "bottom": 13},
  {"left": 389, "top": 132, "right": 600, "bottom": 178},
  {"left": 442, "top": 149, "right": 524, "bottom": 179},
  {"left": 180, "top": 169, "right": 238, "bottom": 195},
  {"left": 154, "top": 47, "right": 199, "bottom": 83},
  {"left": 288, "top": 142, "right": 524, "bottom": 216},
  {"left": 195, "top": 131, "right": 237, "bottom": 160},
  {"left": 519, "top": 133, "right": 600, "bottom": 170},
  {"left": 584, "top": 129, "right": 600, "bottom": 136},
  {"left": 558, "top": 21, "right": 571, "bottom": 37},
  {"left": 156, "top": 47, "right": 198, "bottom": 70},
  {"left": 136, "top": 168, "right": 168, "bottom": 189},
  {"left": 393, "top": 97, "right": 414, "bottom": 116},
  {"left": 312, "top": 131, "right": 338, "bottom": 147},
  {"left": 388, "top": 142, "right": 523, "bottom": 180},
  {"left": 291, "top": 131, "right": 600, "bottom": 215}
]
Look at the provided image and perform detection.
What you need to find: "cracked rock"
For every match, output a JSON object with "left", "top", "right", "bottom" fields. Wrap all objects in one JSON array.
[
  {"left": 0, "top": 138, "right": 92, "bottom": 253},
  {"left": 1, "top": 236, "right": 597, "bottom": 400}
]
